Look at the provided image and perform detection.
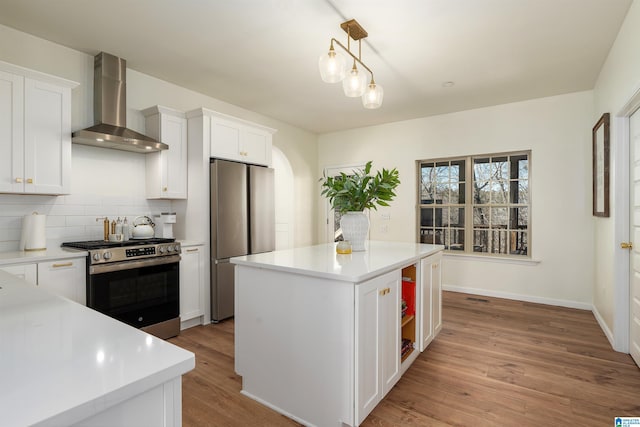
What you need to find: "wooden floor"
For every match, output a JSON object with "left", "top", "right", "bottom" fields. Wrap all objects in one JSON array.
[{"left": 169, "top": 292, "right": 640, "bottom": 426}]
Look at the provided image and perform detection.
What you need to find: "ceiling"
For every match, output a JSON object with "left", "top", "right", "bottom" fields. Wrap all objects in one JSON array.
[{"left": 0, "top": 0, "right": 632, "bottom": 134}]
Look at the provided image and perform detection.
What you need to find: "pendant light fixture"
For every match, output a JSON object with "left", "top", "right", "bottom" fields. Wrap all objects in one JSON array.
[{"left": 318, "top": 19, "right": 383, "bottom": 109}]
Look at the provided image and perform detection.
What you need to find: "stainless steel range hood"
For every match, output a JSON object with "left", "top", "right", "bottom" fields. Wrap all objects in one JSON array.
[{"left": 72, "top": 52, "right": 168, "bottom": 153}]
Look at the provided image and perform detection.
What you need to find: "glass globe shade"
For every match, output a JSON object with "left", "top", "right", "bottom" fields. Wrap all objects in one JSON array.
[
  {"left": 362, "top": 82, "right": 384, "bottom": 109},
  {"left": 342, "top": 65, "right": 367, "bottom": 97},
  {"left": 318, "top": 48, "right": 346, "bottom": 83}
]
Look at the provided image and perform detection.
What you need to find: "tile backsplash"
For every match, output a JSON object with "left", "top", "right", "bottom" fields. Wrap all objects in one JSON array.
[{"left": 0, "top": 193, "right": 172, "bottom": 252}]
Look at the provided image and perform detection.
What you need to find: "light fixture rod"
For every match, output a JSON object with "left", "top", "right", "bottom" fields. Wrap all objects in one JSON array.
[{"left": 331, "top": 37, "right": 374, "bottom": 81}]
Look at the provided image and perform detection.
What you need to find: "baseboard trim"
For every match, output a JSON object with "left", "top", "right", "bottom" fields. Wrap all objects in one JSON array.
[
  {"left": 592, "top": 305, "right": 616, "bottom": 350},
  {"left": 442, "top": 284, "right": 592, "bottom": 310}
]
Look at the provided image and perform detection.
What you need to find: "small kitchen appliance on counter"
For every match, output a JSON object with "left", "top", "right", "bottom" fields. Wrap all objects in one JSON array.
[
  {"left": 154, "top": 212, "right": 176, "bottom": 238},
  {"left": 61, "top": 237, "right": 181, "bottom": 339},
  {"left": 131, "top": 215, "right": 155, "bottom": 239}
]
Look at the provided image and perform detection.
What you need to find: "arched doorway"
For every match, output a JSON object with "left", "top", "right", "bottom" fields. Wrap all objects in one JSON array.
[{"left": 272, "top": 146, "right": 294, "bottom": 250}]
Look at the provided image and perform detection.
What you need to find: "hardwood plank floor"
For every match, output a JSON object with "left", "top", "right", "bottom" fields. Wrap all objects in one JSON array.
[{"left": 169, "top": 291, "right": 640, "bottom": 426}]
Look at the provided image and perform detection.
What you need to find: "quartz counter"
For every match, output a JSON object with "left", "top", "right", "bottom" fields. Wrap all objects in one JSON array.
[
  {"left": 0, "top": 247, "right": 87, "bottom": 266},
  {"left": 0, "top": 270, "right": 195, "bottom": 427},
  {"left": 231, "top": 240, "right": 442, "bottom": 282}
]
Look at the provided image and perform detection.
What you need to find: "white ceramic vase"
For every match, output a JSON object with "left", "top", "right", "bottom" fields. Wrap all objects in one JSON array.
[{"left": 340, "top": 211, "right": 369, "bottom": 251}]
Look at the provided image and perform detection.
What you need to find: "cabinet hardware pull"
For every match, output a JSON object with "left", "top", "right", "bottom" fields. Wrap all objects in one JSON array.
[
  {"left": 432, "top": 264, "right": 438, "bottom": 269},
  {"left": 379, "top": 287, "right": 391, "bottom": 296},
  {"left": 26, "top": 178, "right": 33, "bottom": 184},
  {"left": 15, "top": 177, "right": 23, "bottom": 183},
  {"left": 186, "top": 249, "right": 199, "bottom": 252},
  {"left": 52, "top": 262, "right": 73, "bottom": 268},
  {"left": 621, "top": 242, "right": 633, "bottom": 250},
  {"left": 163, "top": 187, "right": 168, "bottom": 192}
]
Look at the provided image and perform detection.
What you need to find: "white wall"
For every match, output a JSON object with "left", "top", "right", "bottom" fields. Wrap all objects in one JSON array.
[
  {"left": 592, "top": 0, "right": 640, "bottom": 346},
  {"left": 318, "top": 91, "right": 594, "bottom": 308},
  {"left": 0, "top": 23, "right": 318, "bottom": 250}
]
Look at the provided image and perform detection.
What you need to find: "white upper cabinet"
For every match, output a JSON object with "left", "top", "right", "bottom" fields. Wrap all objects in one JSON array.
[
  {"left": 0, "top": 61, "right": 77, "bottom": 195},
  {"left": 143, "top": 106, "right": 188, "bottom": 199},
  {"left": 210, "top": 113, "right": 275, "bottom": 166}
]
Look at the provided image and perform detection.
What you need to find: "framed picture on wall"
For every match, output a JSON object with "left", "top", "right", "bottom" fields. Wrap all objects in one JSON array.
[{"left": 592, "top": 112, "right": 610, "bottom": 217}]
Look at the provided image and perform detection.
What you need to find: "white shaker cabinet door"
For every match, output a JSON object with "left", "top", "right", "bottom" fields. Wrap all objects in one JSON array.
[
  {"left": 24, "top": 78, "right": 72, "bottom": 195},
  {"left": 143, "top": 106, "right": 188, "bottom": 199},
  {"left": 420, "top": 252, "right": 442, "bottom": 351},
  {"left": 355, "top": 269, "right": 401, "bottom": 426},
  {"left": 0, "top": 263, "right": 37, "bottom": 284},
  {"left": 37, "top": 258, "right": 86, "bottom": 305},
  {"left": 0, "top": 70, "right": 24, "bottom": 193},
  {"left": 179, "top": 245, "right": 204, "bottom": 323},
  {"left": 242, "top": 126, "right": 272, "bottom": 166},
  {"left": 211, "top": 117, "right": 242, "bottom": 161}
]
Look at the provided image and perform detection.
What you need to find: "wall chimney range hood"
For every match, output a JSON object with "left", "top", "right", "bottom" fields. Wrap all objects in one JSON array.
[{"left": 72, "top": 52, "right": 168, "bottom": 153}]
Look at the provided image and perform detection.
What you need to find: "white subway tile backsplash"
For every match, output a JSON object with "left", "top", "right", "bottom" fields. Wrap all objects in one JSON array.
[
  {"left": 0, "top": 193, "right": 172, "bottom": 250},
  {"left": 47, "top": 216, "right": 67, "bottom": 227},
  {"left": 47, "top": 204, "right": 86, "bottom": 216}
]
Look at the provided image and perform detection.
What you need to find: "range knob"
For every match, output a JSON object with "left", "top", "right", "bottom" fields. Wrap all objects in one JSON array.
[
  {"left": 168, "top": 245, "right": 175, "bottom": 252},
  {"left": 92, "top": 253, "right": 101, "bottom": 261},
  {"left": 103, "top": 251, "right": 112, "bottom": 260},
  {"left": 159, "top": 246, "right": 166, "bottom": 254}
]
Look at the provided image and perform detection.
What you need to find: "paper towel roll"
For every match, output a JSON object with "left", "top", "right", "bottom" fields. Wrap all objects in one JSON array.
[{"left": 20, "top": 212, "right": 46, "bottom": 251}]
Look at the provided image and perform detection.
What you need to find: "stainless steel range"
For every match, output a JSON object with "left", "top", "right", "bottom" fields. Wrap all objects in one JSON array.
[{"left": 62, "top": 238, "right": 181, "bottom": 339}]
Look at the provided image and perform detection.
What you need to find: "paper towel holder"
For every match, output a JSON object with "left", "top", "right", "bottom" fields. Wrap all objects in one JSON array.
[{"left": 20, "top": 211, "right": 47, "bottom": 252}]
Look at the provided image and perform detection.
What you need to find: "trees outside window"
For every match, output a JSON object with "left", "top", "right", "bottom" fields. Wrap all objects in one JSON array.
[{"left": 418, "top": 152, "right": 530, "bottom": 257}]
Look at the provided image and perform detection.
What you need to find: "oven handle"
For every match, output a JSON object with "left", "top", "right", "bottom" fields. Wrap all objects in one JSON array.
[{"left": 89, "top": 254, "right": 181, "bottom": 275}]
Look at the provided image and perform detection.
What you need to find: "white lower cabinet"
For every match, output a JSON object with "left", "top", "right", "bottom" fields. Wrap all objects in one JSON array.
[
  {"left": 0, "top": 263, "right": 37, "bottom": 284},
  {"left": 420, "top": 252, "right": 442, "bottom": 351},
  {"left": 355, "top": 269, "right": 401, "bottom": 425},
  {"left": 1, "top": 257, "right": 86, "bottom": 304},
  {"left": 179, "top": 244, "right": 204, "bottom": 328},
  {"left": 37, "top": 258, "right": 86, "bottom": 305}
]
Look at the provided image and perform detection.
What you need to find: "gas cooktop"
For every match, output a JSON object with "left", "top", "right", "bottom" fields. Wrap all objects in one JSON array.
[{"left": 62, "top": 238, "right": 175, "bottom": 250}]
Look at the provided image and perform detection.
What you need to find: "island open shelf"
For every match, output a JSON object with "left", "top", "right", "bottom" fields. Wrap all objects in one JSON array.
[{"left": 232, "top": 241, "right": 443, "bottom": 427}]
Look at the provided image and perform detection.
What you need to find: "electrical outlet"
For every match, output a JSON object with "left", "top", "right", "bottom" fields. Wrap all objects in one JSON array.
[
  {"left": 380, "top": 225, "right": 388, "bottom": 233},
  {"left": 381, "top": 213, "right": 390, "bottom": 220}
]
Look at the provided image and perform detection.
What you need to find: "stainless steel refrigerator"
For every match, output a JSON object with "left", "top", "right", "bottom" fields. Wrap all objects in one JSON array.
[{"left": 210, "top": 159, "right": 275, "bottom": 321}]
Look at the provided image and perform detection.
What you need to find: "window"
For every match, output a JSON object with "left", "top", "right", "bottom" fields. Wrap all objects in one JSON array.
[{"left": 418, "top": 151, "right": 530, "bottom": 257}]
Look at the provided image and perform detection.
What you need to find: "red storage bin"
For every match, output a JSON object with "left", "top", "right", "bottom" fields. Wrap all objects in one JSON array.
[{"left": 402, "top": 280, "right": 415, "bottom": 317}]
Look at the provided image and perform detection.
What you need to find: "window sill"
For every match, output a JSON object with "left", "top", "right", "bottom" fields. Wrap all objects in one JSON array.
[{"left": 443, "top": 252, "right": 541, "bottom": 265}]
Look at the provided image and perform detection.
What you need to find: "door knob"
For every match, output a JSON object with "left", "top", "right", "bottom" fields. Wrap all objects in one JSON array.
[{"left": 621, "top": 242, "right": 633, "bottom": 249}]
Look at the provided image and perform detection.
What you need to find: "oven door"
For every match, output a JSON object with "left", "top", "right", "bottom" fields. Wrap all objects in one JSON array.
[{"left": 88, "top": 255, "right": 180, "bottom": 329}]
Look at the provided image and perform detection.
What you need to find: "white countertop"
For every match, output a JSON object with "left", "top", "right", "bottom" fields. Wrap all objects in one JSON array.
[
  {"left": 231, "top": 240, "right": 443, "bottom": 282},
  {"left": 0, "top": 270, "right": 195, "bottom": 427},
  {"left": 0, "top": 247, "right": 87, "bottom": 266}
]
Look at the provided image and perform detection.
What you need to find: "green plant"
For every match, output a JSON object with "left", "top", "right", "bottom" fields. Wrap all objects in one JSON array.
[{"left": 320, "top": 161, "right": 400, "bottom": 214}]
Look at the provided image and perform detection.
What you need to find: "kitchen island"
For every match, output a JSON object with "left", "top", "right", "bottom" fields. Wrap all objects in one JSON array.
[
  {"left": 0, "top": 270, "right": 195, "bottom": 427},
  {"left": 232, "top": 241, "right": 443, "bottom": 427}
]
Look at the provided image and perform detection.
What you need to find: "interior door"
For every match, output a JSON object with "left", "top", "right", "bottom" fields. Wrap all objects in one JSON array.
[
  {"left": 323, "top": 164, "right": 366, "bottom": 243},
  {"left": 630, "top": 109, "right": 640, "bottom": 367}
]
